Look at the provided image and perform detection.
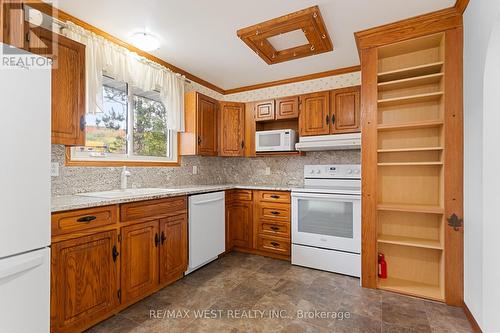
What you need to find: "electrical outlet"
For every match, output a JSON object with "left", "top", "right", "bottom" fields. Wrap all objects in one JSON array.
[
  {"left": 265, "top": 167, "right": 271, "bottom": 175},
  {"left": 51, "top": 162, "right": 59, "bottom": 177},
  {"left": 192, "top": 165, "right": 198, "bottom": 175}
]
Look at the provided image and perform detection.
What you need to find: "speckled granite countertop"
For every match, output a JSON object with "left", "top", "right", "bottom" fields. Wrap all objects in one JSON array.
[{"left": 51, "top": 184, "right": 294, "bottom": 212}]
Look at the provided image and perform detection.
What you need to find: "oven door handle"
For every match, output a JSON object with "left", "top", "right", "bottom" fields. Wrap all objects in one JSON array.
[{"left": 291, "top": 192, "right": 361, "bottom": 201}]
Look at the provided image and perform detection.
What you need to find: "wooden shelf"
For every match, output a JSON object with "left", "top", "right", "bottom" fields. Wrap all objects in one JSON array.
[
  {"left": 378, "top": 162, "right": 443, "bottom": 166},
  {"left": 378, "top": 147, "right": 443, "bottom": 153},
  {"left": 378, "top": 92, "right": 443, "bottom": 107},
  {"left": 378, "top": 277, "right": 444, "bottom": 301},
  {"left": 378, "top": 73, "right": 444, "bottom": 91},
  {"left": 255, "top": 151, "right": 305, "bottom": 157},
  {"left": 377, "top": 120, "right": 443, "bottom": 131},
  {"left": 378, "top": 62, "right": 444, "bottom": 83},
  {"left": 377, "top": 204, "right": 444, "bottom": 214},
  {"left": 378, "top": 235, "right": 443, "bottom": 250}
]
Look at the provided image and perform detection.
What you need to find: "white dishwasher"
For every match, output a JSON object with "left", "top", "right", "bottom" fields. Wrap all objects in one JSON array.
[{"left": 186, "top": 191, "right": 225, "bottom": 274}]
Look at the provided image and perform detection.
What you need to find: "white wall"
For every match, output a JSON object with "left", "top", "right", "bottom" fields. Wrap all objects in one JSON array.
[{"left": 464, "top": 1, "right": 500, "bottom": 332}]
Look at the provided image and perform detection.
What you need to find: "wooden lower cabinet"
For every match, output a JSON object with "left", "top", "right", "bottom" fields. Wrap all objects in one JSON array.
[
  {"left": 226, "top": 200, "right": 253, "bottom": 249},
  {"left": 50, "top": 230, "right": 119, "bottom": 333},
  {"left": 159, "top": 214, "right": 188, "bottom": 285},
  {"left": 121, "top": 221, "right": 159, "bottom": 304}
]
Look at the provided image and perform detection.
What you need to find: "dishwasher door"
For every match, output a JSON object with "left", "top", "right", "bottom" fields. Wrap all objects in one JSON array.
[{"left": 187, "top": 191, "right": 225, "bottom": 274}]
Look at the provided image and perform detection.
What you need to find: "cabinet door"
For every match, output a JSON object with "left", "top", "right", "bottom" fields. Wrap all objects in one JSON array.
[
  {"left": 227, "top": 201, "right": 253, "bottom": 249},
  {"left": 330, "top": 86, "right": 361, "bottom": 134},
  {"left": 29, "top": 27, "right": 86, "bottom": 146},
  {"left": 51, "top": 230, "right": 119, "bottom": 333},
  {"left": 299, "top": 91, "right": 330, "bottom": 136},
  {"left": 276, "top": 96, "right": 299, "bottom": 120},
  {"left": 219, "top": 102, "right": 245, "bottom": 156},
  {"left": 159, "top": 214, "right": 188, "bottom": 285},
  {"left": 197, "top": 94, "right": 218, "bottom": 156},
  {"left": 121, "top": 221, "right": 159, "bottom": 304},
  {"left": 255, "top": 100, "right": 275, "bottom": 121}
]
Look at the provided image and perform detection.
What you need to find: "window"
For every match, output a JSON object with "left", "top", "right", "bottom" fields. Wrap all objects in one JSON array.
[{"left": 70, "top": 76, "right": 177, "bottom": 165}]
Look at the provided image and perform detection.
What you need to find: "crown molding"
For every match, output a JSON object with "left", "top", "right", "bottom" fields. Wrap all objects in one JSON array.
[
  {"left": 224, "top": 65, "right": 360, "bottom": 95},
  {"left": 454, "top": 0, "right": 470, "bottom": 14},
  {"left": 354, "top": 6, "right": 463, "bottom": 51}
]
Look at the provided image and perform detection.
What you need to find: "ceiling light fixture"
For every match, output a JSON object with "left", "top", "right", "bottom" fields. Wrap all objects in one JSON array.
[{"left": 129, "top": 32, "right": 160, "bottom": 52}]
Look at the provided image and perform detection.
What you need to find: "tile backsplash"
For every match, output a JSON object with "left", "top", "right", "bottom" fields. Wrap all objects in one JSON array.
[{"left": 51, "top": 145, "right": 360, "bottom": 196}]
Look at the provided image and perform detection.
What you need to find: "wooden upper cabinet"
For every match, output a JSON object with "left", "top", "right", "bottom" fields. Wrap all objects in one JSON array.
[
  {"left": 159, "top": 214, "right": 188, "bottom": 285},
  {"left": 255, "top": 100, "right": 275, "bottom": 121},
  {"left": 51, "top": 230, "right": 119, "bottom": 333},
  {"left": 121, "top": 221, "right": 159, "bottom": 304},
  {"left": 299, "top": 91, "right": 330, "bottom": 136},
  {"left": 28, "top": 27, "right": 86, "bottom": 146},
  {"left": 181, "top": 92, "right": 218, "bottom": 156},
  {"left": 330, "top": 86, "right": 361, "bottom": 134},
  {"left": 276, "top": 96, "right": 299, "bottom": 120},
  {"left": 219, "top": 102, "right": 245, "bottom": 156}
]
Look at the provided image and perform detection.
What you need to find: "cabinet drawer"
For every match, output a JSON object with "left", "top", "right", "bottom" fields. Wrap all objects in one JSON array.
[
  {"left": 256, "top": 203, "right": 290, "bottom": 222},
  {"left": 259, "top": 220, "right": 290, "bottom": 238},
  {"left": 255, "top": 190, "right": 290, "bottom": 204},
  {"left": 51, "top": 206, "right": 117, "bottom": 236},
  {"left": 120, "top": 196, "right": 187, "bottom": 222},
  {"left": 257, "top": 235, "right": 290, "bottom": 256},
  {"left": 226, "top": 190, "right": 253, "bottom": 202}
]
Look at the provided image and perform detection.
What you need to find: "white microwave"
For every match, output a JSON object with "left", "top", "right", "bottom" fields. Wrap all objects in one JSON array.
[{"left": 255, "top": 129, "right": 297, "bottom": 152}]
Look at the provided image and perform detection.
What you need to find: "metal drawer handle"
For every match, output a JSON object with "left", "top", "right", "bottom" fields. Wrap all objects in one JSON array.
[
  {"left": 270, "top": 226, "right": 280, "bottom": 231},
  {"left": 76, "top": 215, "right": 97, "bottom": 223},
  {"left": 270, "top": 211, "right": 280, "bottom": 215},
  {"left": 112, "top": 245, "right": 119, "bottom": 262},
  {"left": 270, "top": 242, "right": 280, "bottom": 247},
  {"left": 270, "top": 195, "right": 280, "bottom": 199}
]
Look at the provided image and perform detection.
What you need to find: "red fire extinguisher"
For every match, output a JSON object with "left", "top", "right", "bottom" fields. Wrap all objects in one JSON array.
[{"left": 378, "top": 253, "right": 387, "bottom": 279}]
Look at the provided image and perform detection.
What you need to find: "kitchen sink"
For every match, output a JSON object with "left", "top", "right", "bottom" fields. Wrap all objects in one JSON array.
[{"left": 76, "top": 188, "right": 181, "bottom": 199}]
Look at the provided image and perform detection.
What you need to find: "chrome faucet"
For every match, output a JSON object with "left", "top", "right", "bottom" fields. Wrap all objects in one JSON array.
[{"left": 120, "top": 166, "right": 131, "bottom": 190}]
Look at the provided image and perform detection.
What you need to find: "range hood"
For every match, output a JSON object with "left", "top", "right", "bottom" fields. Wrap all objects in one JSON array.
[{"left": 295, "top": 133, "right": 361, "bottom": 151}]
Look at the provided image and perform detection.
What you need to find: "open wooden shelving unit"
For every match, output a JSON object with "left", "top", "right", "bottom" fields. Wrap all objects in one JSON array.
[{"left": 374, "top": 33, "right": 448, "bottom": 301}]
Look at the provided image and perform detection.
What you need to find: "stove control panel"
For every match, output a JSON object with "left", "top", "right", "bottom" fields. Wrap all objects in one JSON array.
[{"left": 304, "top": 164, "right": 361, "bottom": 179}]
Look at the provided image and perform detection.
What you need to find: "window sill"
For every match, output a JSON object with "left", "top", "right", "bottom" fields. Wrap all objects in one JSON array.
[{"left": 64, "top": 147, "right": 181, "bottom": 167}]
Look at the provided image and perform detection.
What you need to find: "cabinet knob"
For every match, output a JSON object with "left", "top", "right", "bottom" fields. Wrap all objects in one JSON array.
[
  {"left": 270, "top": 195, "right": 280, "bottom": 199},
  {"left": 270, "top": 211, "right": 280, "bottom": 215},
  {"left": 270, "top": 242, "right": 280, "bottom": 247},
  {"left": 325, "top": 114, "right": 329, "bottom": 125},
  {"left": 270, "top": 226, "right": 280, "bottom": 231},
  {"left": 161, "top": 231, "right": 166, "bottom": 245},
  {"left": 331, "top": 114, "right": 336, "bottom": 125},
  {"left": 79, "top": 115, "right": 86, "bottom": 131},
  {"left": 154, "top": 233, "right": 160, "bottom": 247}
]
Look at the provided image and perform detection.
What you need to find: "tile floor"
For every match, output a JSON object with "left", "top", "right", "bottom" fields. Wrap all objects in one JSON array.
[{"left": 87, "top": 252, "right": 472, "bottom": 333}]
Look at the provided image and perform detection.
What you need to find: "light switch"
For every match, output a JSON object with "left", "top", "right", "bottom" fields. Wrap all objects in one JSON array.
[
  {"left": 51, "top": 162, "right": 59, "bottom": 177},
  {"left": 192, "top": 165, "right": 198, "bottom": 175},
  {"left": 265, "top": 167, "right": 271, "bottom": 175}
]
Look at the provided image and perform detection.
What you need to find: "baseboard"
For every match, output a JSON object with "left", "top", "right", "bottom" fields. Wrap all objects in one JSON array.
[{"left": 463, "top": 303, "right": 483, "bottom": 333}]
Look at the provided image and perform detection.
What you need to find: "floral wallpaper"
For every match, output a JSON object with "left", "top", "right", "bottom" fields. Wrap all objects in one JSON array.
[
  {"left": 185, "top": 71, "right": 361, "bottom": 103},
  {"left": 222, "top": 71, "right": 361, "bottom": 102}
]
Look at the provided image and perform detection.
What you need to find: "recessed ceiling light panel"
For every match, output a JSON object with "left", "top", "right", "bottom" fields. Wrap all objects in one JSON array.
[
  {"left": 129, "top": 32, "right": 160, "bottom": 52},
  {"left": 237, "top": 6, "right": 333, "bottom": 65}
]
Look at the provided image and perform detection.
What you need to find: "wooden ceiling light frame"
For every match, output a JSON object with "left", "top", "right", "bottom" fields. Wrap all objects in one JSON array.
[{"left": 237, "top": 6, "right": 333, "bottom": 65}]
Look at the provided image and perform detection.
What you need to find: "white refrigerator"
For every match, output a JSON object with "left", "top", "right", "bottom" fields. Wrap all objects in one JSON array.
[{"left": 0, "top": 45, "right": 51, "bottom": 333}]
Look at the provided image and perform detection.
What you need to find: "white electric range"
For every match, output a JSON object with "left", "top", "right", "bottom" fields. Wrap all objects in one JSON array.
[{"left": 291, "top": 164, "right": 361, "bottom": 277}]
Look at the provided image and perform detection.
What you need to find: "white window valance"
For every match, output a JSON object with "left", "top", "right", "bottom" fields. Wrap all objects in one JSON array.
[{"left": 62, "top": 21, "right": 185, "bottom": 132}]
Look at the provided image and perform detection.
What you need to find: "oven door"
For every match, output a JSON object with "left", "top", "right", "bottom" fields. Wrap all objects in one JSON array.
[{"left": 292, "top": 192, "right": 361, "bottom": 253}]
